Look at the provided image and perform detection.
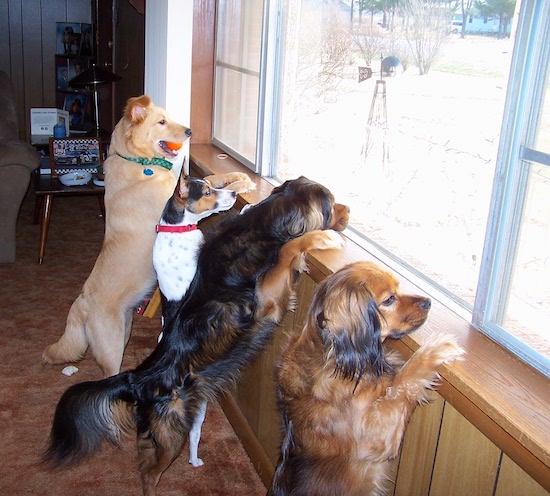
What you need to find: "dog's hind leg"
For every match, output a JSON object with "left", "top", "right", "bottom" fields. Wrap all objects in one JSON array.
[
  {"left": 86, "top": 309, "right": 128, "bottom": 377},
  {"left": 42, "top": 294, "right": 89, "bottom": 366},
  {"left": 256, "top": 230, "right": 344, "bottom": 322},
  {"left": 138, "top": 418, "right": 188, "bottom": 496},
  {"left": 188, "top": 400, "right": 207, "bottom": 467}
]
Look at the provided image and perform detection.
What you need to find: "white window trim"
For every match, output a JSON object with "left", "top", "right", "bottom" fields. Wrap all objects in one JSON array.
[{"left": 473, "top": 0, "right": 550, "bottom": 377}]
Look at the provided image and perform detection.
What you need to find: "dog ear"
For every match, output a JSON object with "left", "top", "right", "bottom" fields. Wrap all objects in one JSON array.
[
  {"left": 313, "top": 275, "right": 391, "bottom": 385},
  {"left": 124, "top": 95, "right": 152, "bottom": 123},
  {"left": 176, "top": 173, "right": 190, "bottom": 201},
  {"left": 285, "top": 211, "right": 317, "bottom": 237}
]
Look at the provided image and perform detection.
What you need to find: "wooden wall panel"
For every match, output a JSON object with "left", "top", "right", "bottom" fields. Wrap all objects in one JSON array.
[
  {"left": 0, "top": 2, "right": 10, "bottom": 71},
  {"left": 431, "top": 403, "right": 501, "bottom": 495},
  {"left": 495, "top": 455, "right": 549, "bottom": 496},
  {"left": 0, "top": 0, "right": 91, "bottom": 141},
  {"left": 231, "top": 275, "right": 317, "bottom": 467},
  {"left": 5, "top": 0, "right": 24, "bottom": 135},
  {"left": 39, "top": 0, "right": 65, "bottom": 109},
  {"left": 394, "top": 396, "right": 445, "bottom": 496},
  {"left": 256, "top": 308, "right": 293, "bottom": 465}
]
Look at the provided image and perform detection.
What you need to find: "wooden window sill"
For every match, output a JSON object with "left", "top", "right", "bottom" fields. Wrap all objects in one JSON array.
[{"left": 189, "top": 143, "right": 550, "bottom": 490}]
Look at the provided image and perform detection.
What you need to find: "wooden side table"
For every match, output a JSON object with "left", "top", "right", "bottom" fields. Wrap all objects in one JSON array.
[
  {"left": 31, "top": 135, "right": 108, "bottom": 264},
  {"left": 33, "top": 172, "right": 105, "bottom": 264}
]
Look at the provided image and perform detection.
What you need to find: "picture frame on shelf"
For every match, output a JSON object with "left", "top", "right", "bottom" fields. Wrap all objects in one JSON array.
[
  {"left": 68, "top": 58, "right": 89, "bottom": 81},
  {"left": 63, "top": 93, "right": 92, "bottom": 131},
  {"left": 56, "top": 22, "right": 82, "bottom": 56},
  {"left": 79, "top": 23, "right": 94, "bottom": 57},
  {"left": 56, "top": 22, "right": 93, "bottom": 57},
  {"left": 56, "top": 58, "right": 90, "bottom": 90},
  {"left": 56, "top": 65, "right": 69, "bottom": 90},
  {"left": 49, "top": 137, "right": 102, "bottom": 177}
]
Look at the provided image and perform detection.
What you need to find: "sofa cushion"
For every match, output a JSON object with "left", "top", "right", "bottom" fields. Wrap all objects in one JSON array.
[{"left": 0, "top": 139, "right": 40, "bottom": 171}]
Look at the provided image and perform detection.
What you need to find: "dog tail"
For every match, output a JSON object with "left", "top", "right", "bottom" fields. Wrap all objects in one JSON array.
[{"left": 42, "top": 373, "right": 135, "bottom": 468}]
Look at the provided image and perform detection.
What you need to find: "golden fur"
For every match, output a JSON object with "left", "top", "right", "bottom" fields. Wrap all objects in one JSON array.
[
  {"left": 42, "top": 95, "right": 255, "bottom": 376},
  {"left": 271, "top": 261, "right": 463, "bottom": 496}
]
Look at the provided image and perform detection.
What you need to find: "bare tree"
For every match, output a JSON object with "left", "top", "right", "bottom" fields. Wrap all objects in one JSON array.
[
  {"left": 401, "top": 0, "right": 453, "bottom": 75},
  {"left": 292, "top": 2, "right": 353, "bottom": 99},
  {"left": 459, "top": 0, "right": 475, "bottom": 38},
  {"left": 350, "top": 22, "right": 387, "bottom": 67}
]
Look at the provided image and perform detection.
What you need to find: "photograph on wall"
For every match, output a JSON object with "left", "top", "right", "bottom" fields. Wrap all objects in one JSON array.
[
  {"left": 79, "top": 23, "right": 94, "bottom": 57},
  {"left": 56, "top": 59, "right": 70, "bottom": 90},
  {"left": 63, "top": 93, "right": 90, "bottom": 128},
  {"left": 56, "top": 23, "right": 82, "bottom": 56},
  {"left": 68, "top": 58, "right": 89, "bottom": 81}
]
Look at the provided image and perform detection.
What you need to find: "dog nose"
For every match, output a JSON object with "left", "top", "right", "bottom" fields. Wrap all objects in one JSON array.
[
  {"left": 419, "top": 298, "right": 431, "bottom": 311},
  {"left": 185, "top": 128, "right": 192, "bottom": 137}
]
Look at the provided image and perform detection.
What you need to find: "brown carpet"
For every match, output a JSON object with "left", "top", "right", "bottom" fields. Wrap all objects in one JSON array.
[{"left": 0, "top": 183, "right": 267, "bottom": 495}]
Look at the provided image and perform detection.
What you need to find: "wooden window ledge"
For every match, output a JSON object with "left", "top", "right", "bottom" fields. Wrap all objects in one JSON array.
[{"left": 189, "top": 143, "right": 550, "bottom": 491}]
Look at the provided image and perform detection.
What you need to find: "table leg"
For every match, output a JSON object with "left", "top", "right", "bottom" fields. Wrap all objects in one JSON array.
[
  {"left": 38, "top": 194, "right": 53, "bottom": 264},
  {"left": 33, "top": 196, "right": 43, "bottom": 224},
  {"left": 98, "top": 195, "right": 105, "bottom": 220}
]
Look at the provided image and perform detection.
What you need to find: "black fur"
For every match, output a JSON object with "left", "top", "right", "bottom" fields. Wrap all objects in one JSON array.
[{"left": 43, "top": 176, "right": 342, "bottom": 482}]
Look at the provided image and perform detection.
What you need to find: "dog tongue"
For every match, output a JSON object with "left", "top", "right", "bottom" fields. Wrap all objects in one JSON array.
[{"left": 165, "top": 141, "right": 183, "bottom": 151}]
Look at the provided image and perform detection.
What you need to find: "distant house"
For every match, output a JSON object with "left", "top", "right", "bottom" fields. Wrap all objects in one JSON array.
[{"left": 454, "top": 14, "right": 512, "bottom": 35}]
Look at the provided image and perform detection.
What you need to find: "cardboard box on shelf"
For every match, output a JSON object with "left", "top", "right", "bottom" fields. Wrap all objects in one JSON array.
[{"left": 30, "top": 108, "right": 69, "bottom": 136}]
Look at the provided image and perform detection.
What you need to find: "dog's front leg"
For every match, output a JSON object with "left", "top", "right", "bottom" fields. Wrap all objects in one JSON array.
[
  {"left": 391, "top": 333, "right": 463, "bottom": 405},
  {"left": 204, "top": 172, "right": 256, "bottom": 194},
  {"left": 256, "top": 230, "right": 344, "bottom": 323},
  {"left": 361, "top": 334, "right": 463, "bottom": 462}
]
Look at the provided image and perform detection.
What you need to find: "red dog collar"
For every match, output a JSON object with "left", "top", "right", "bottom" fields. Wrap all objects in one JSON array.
[{"left": 155, "top": 224, "right": 197, "bottom": 233}]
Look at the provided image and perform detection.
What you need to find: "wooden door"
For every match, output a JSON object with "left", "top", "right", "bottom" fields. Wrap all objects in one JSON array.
[{"left": 92, "top": 0, "right": 144, "bottom": 136}]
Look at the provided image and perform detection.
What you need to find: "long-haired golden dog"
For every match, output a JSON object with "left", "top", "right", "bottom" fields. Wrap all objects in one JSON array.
[
  {"left": 42, "top": 95, "right": 255, "bottom": 377},
  {"left": 43, "top": 177, "right": 350, "bottom": 496},
  {"left": 271, "top": 261, "right": 463, "bottom": 496}
]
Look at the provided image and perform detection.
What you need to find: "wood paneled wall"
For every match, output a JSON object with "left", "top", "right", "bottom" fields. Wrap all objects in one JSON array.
[{"left": 0, "top": 0, "right": 91, "bottom": 141}]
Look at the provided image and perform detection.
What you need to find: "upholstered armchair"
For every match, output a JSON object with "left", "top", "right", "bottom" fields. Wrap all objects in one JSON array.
[{"left": 0, "top": 71, "right": 41, "bottom": 263}]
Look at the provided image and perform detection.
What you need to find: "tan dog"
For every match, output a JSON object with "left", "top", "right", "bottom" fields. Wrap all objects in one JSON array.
[
  {"left": 272, "top": 261, "right": 463, "bottom": 496},
  {"left": 42, "top": 95, "right": 255, "bottom": 377}
]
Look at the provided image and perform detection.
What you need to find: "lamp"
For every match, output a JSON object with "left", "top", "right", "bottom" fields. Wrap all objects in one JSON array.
[{"left": 68, "top": 64, "right": 121, "bottom": 137}]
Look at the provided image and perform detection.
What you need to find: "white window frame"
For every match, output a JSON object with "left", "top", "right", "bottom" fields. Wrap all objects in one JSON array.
[{"left": 473, "top": 0, "right": 550, "bottom": 377}]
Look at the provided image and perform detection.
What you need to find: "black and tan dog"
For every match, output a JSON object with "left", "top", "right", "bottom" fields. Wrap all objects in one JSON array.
[
  {"left": 43, "top": 176, "right": 350, "bottom": 496},
  {"left": 271, "top": 261, "right": 463, "bottom": 496}
]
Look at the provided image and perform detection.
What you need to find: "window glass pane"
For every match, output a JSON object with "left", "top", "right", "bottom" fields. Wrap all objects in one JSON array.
[
  {"left": 534, "top": 64, "right": 550, "bottom": 154},
  {"left": 274, "top": 0, "right": 516, "bottom": 309},
  {"left": 496, "top": 53, "right": 550, "bottom": 362},
  {"left": 501, "top": 162, "right": 550, "bottom": 357},
  {"left": 214, "top": 0, "right": 263, "bottom": 164},
  {"left": 214, "top": 68, "right": 259, "bottom": 163},
  {"left": 216, "top": 0, "right": 263, "bottom": 72}
]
